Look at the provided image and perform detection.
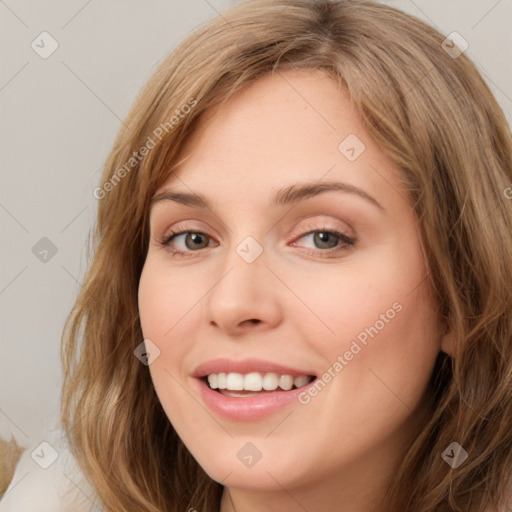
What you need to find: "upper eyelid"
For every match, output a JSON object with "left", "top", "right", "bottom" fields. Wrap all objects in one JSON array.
[
  {"left": 157, "top": 214, "right": 352, "bottom": 235},
  {"left": 161, "top": 221, "right": 349, "bottom": 240}
]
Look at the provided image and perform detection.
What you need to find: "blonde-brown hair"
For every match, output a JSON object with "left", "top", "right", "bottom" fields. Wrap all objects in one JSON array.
[{"left": 61, "top": 1, "right": 512, "bottom": 510}]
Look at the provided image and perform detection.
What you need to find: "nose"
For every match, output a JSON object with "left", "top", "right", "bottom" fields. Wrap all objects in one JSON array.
[{"left": 204, "top": 241, "right": 284, "bottom": 336}]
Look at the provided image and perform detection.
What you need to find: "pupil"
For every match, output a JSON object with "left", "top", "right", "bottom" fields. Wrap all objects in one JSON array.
[
  {"left": 315, "top": 232, "right": 337, "bottom": 248},
  {"left": 187, "top": 233, "right": 206, "bottom": 249}
]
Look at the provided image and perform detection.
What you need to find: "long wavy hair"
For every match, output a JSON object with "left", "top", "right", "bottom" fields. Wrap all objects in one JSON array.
[{"left": 61, "top": 0, "right": 512, "bottom": 510}]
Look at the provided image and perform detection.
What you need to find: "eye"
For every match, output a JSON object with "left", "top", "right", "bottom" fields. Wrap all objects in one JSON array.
[
  {"left": 159, "top": 227, "right": 215, "bottom": 257},
  {"left": 291, "top": 227, "right": 355, "bottom": 256},
  {"left": 158, "top": 224, "right": 356, "bottom": 258}
]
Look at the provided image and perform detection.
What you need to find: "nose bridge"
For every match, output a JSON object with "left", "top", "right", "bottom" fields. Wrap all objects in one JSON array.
[
  {"left": 211, "top": 233, "right": 267, "bottom": 302},
  {"left": 204, "top": 232, "right": 282, "bottom": 331}
]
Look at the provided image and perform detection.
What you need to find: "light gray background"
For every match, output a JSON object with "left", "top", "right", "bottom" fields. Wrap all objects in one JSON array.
[{"left": 1, "top": 0, "right": 511, "bottom": 449}]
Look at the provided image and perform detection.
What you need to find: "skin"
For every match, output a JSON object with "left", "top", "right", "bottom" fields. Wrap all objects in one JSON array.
[{"left": 138, "top": 69, "right": 454, "bottom": 512}]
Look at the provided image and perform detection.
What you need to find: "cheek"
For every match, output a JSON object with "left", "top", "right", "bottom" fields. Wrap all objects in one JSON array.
[
  {"left": 138, "top": 260, "right": 200, "bottom": 340},
  {"left": 277, "top": 245, "right": 423, "bottom": 352},
  {"left": 138, "top": 264, "right": 209, "bottom": 434},
  {"left": 293, "top": 240, "right": 440, "bottom": 391},
  {"left": 313, "top": 264, "right": 440, "bottom": 422},
  {"left": 138, "top": 260, "right": 207, "bottom": 399}
]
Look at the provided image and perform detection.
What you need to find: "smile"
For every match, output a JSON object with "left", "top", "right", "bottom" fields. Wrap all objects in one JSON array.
[
  {"left": 206, "top": 372, "right": 314, "bottom": 394},
  {"left": 192, "top": 358, "right": 318, "bottom": 420}
]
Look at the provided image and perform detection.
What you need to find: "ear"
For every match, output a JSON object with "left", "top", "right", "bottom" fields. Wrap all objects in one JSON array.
[{"left": 440, "top": 327, "right": 456, "bottom": 357}]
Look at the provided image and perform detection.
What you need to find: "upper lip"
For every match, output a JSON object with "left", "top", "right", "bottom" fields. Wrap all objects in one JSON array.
[{"left": 192, "top": 358, "right": 317, "bottom": 378}]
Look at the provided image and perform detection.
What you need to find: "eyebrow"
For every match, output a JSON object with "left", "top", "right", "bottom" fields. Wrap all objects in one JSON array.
[{"left": 150, "top": 181, "right": 384, "bottom": 211}]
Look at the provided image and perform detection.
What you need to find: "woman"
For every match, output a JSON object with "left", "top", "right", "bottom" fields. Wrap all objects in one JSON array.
[{"left": 60, "top": 0, "right": 512, "bottom": 511}]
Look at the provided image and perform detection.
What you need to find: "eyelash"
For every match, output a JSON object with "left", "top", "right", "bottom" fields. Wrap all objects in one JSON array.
[{"left": 158, "top": 223, "right": 356, "bottom": 258}]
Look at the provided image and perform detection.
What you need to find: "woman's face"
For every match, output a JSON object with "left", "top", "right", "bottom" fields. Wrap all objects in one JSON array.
[{"left": 138, "top": 69, "right": 452, "bottom": 504}]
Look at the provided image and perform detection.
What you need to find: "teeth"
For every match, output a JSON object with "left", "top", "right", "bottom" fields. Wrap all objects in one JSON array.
[
  {"left": 293, "top": 375, "right": 310, "bottom": 388},
  {"left": 208, "top": 373, "right": 218, "bottom": 389},
  {"left": 279, "top": 375, "right": 294, "bottom": 391},
  {"left": 262, "top": 372, "right": 279, "bottom": 390},
  {"left": 226, "top": 372, "right": 244, "bottom": 390},
  {"left": 206, "top": 372, "right": 313, "bottom": 391},
  {"left": 217, "top": 372, "right": 227, "bottom": 389},
  {"left": 244, "top": 372, "right": 263, "bottom": 391}
]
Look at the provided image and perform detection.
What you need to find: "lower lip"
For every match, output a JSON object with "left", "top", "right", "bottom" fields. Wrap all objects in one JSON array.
[{"left": 194, "top": 377, "right": 314, "bottom": 421}]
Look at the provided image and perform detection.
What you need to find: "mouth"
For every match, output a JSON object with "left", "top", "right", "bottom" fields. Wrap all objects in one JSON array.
[
  {"left": 203, "top": 372, "right": 316, "bottom": 397},
  {"left": 192, "top": 358, "right": 318, "bottom": 420}
]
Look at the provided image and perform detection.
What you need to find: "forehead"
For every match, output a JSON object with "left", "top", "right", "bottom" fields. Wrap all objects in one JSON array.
[{"left": 153, "top": 69, "right": 404, "bottom": 212}]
